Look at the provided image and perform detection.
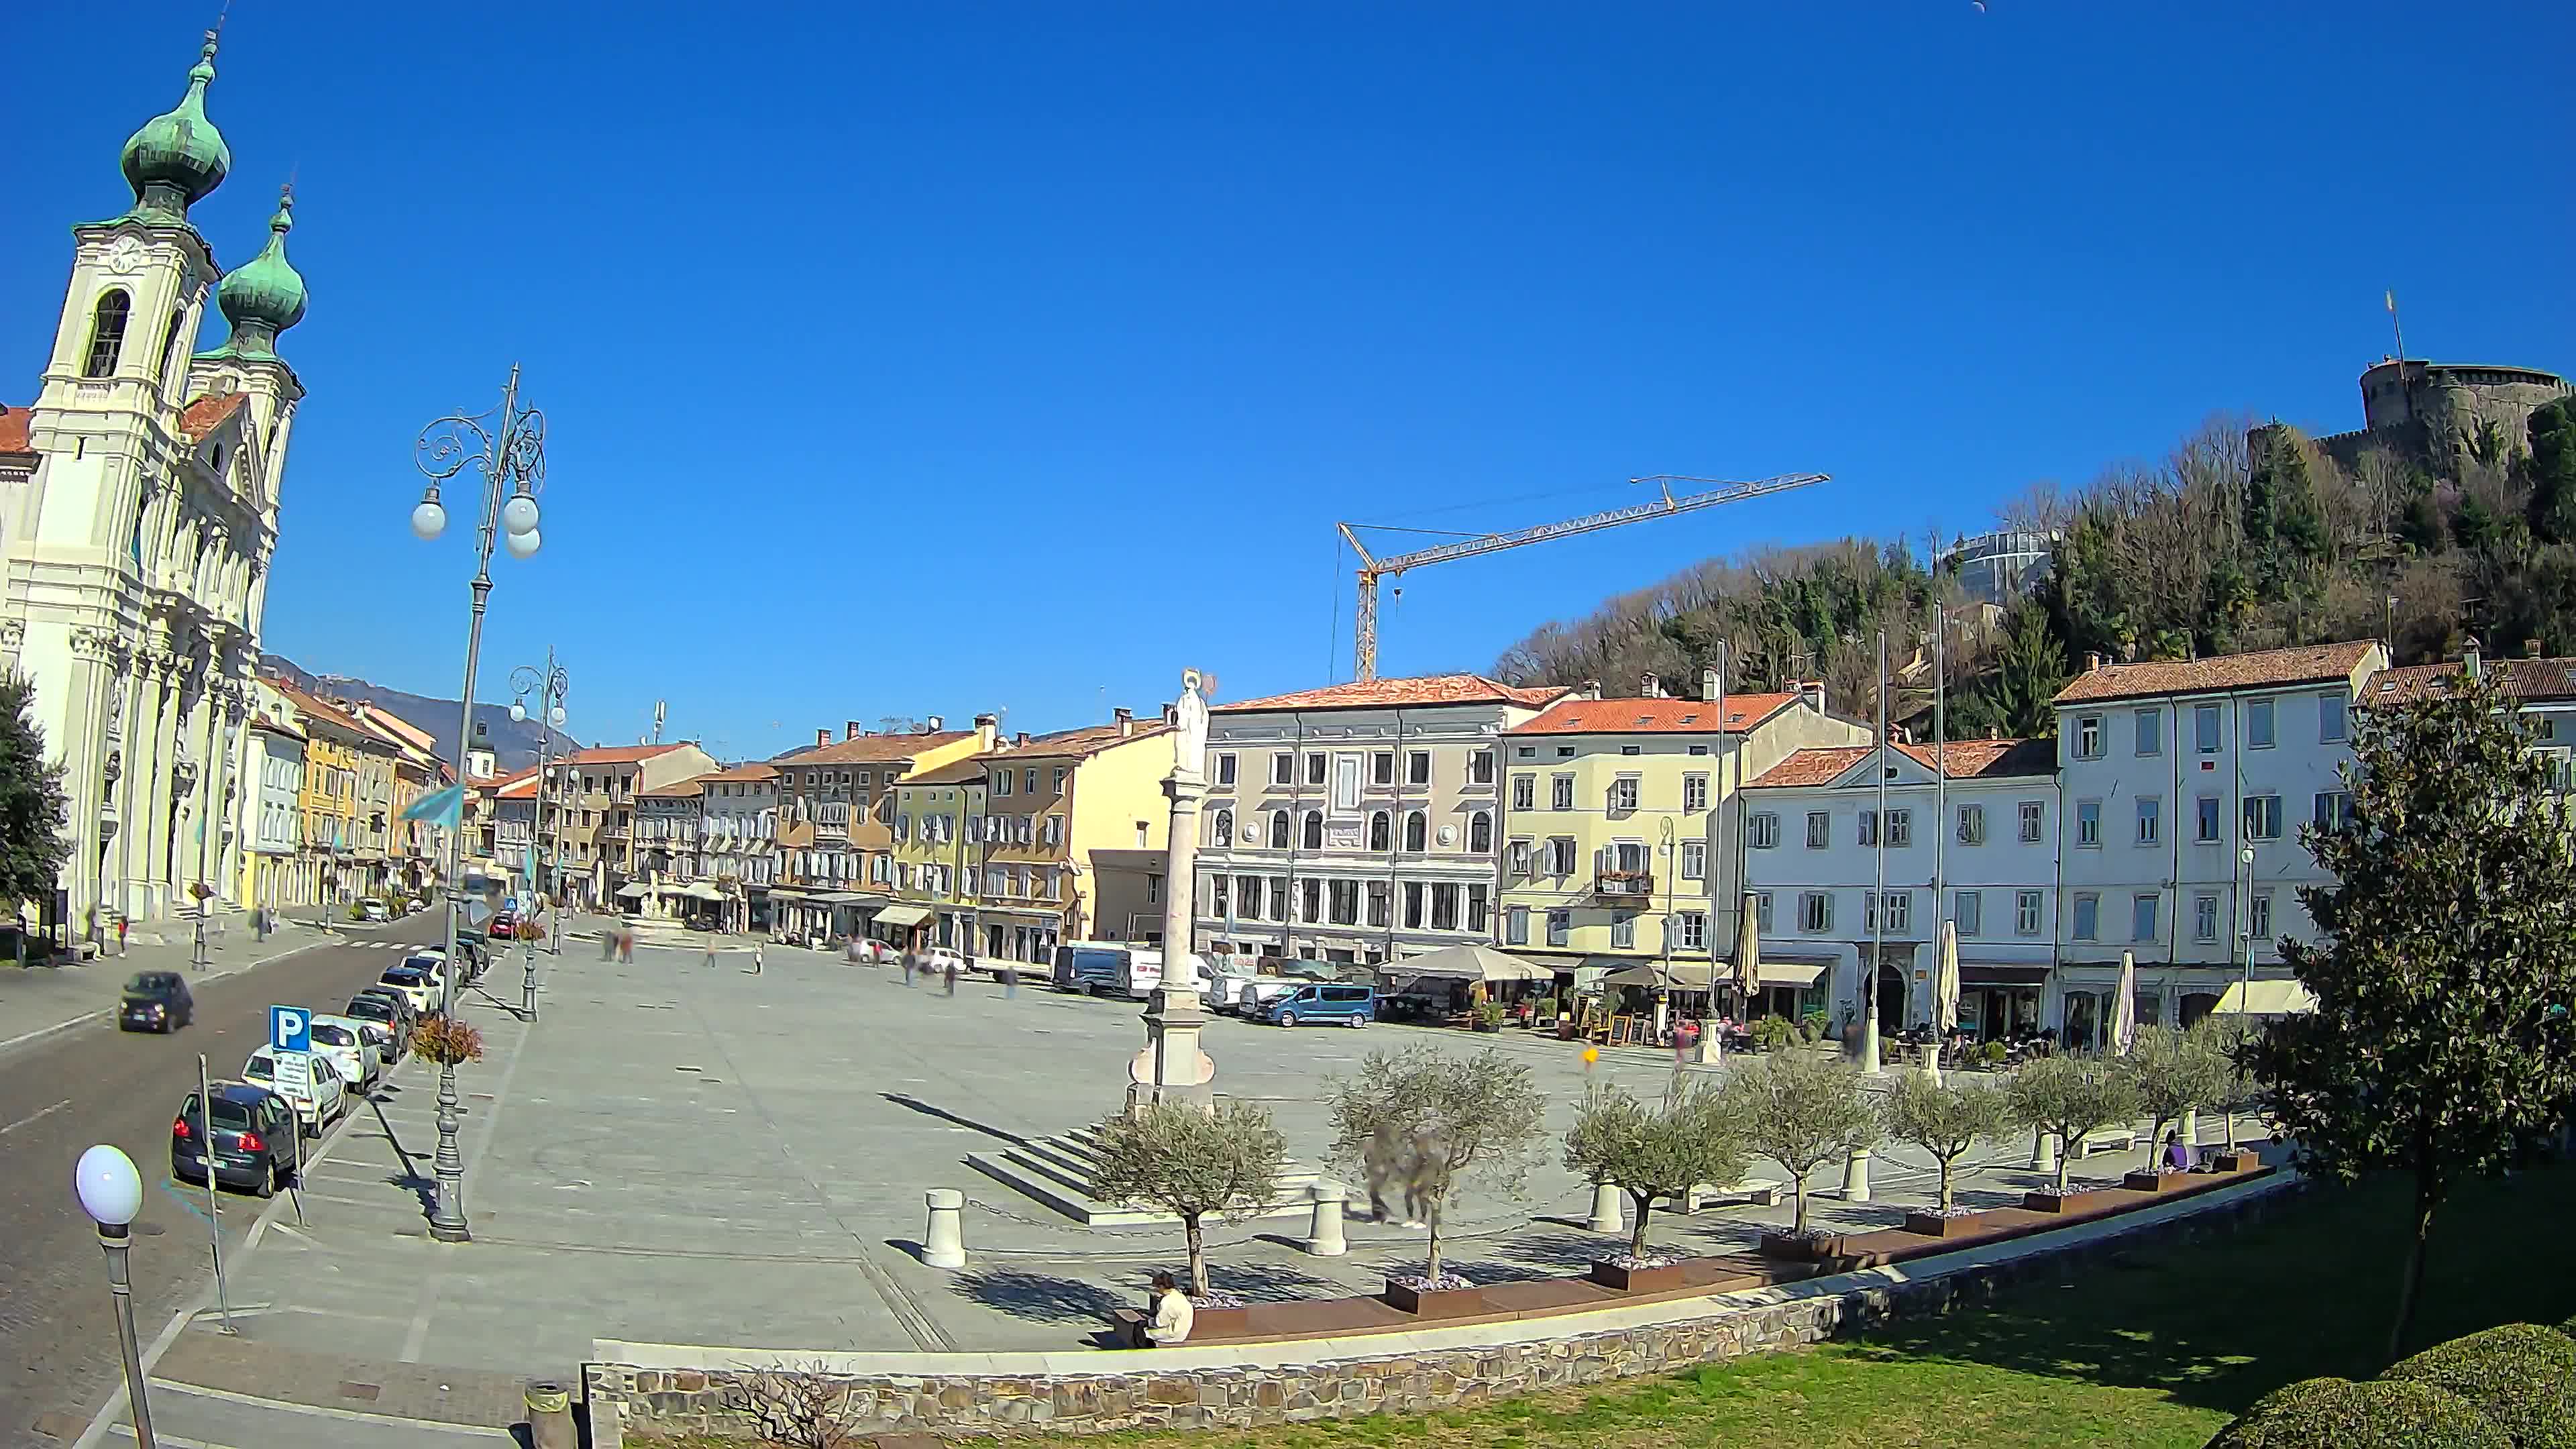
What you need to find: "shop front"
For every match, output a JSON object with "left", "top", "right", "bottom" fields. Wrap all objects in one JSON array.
[
  {"left": 871, "top": 902, "right": 934, "bottom": 951},
  {"left": 1957, "top": 963, "right": 2050, "bottom": 1042}
]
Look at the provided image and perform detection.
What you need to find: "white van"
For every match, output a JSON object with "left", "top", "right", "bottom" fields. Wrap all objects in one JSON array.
[{"left": 1116, "top": 948, "right": 1166, "bottom": 1000}]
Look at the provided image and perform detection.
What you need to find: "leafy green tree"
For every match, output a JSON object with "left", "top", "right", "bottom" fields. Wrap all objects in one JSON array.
[
  {"left": 2248, "top": 667, "right": 2576, "bottom": 1362},
  {"left": 2523, "top": 398, "right": 2576, "bottom": 545},
  {"left": 2119, "top": 1024, "right": 2229, "bottom": 1161},
  {"left": 1717, "top": 1051, "right": 1879, "bottom": 1234},
  {"left": 2006, "top": 1056, "right": 2141, "bottom": 1193},
  {"left": 0, "top": 673, "right": 70, "bottom": 938},
  {"left": 1562, "top": 1080, "right": 1750, "bottom": 1260},
  {"left": 2188, "top": 1015, "right": 2260, "bottom": 1152},
  {"left": 1326, "top": 1045, "right": 1546, "bottom": 1285},
  {"left": 1090, "top": 1100, "right": 1289, "bottom": 1298},
  {"left": 1877, "top": 1073, "right": 2011, "bottom": 1212},
  {"left": 1955, "top": 604, "right": 2071, "bottom": 739}
]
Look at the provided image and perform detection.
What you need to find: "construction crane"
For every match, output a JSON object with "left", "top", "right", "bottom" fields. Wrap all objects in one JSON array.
[{"left": 1337, "top": 472, "right": 1827, "bottom": 682}]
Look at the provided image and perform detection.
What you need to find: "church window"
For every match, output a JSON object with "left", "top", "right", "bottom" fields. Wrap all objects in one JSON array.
[
  {"left": 83, "top": 290, "right": 131, "bottom": 378},
  {"left": 160, "top": 307, "right": 187, "bottom": 382}
]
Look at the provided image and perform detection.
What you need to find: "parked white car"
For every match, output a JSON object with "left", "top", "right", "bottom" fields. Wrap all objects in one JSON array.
[
  {"left": 358, "top": 899, "right": 390, "bottom": 922},
  {"left": 924, "top": 946, "right": 969, "bottom": 975},
  {"left": 305, "top": 1015, "right": 382, "bottom": 1096},
  {"left": 379, "top": 959, "right": 443, "bottom": 1016},
  {"left": 241, "top": 1044, "right": 349, "bottom": 1137}
]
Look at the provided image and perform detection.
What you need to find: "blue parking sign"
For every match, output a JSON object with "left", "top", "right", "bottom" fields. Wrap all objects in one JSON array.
[{"left": 269, "top": 1004, "right": 311, "bottom": 1053}]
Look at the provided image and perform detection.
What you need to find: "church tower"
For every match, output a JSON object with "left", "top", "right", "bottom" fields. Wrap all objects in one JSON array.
[{"left": 3, "top": 32, "right": 309, "bottom": 932}]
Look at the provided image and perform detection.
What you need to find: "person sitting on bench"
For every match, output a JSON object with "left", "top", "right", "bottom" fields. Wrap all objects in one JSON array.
[{"left": 1143, "top": 1271, "right": 1193, "bottom": 1346}]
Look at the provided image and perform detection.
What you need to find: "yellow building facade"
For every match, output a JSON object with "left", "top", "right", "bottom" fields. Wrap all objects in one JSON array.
[{"left": 1497, "top": 682, "right": 1866, "bottom": 981}]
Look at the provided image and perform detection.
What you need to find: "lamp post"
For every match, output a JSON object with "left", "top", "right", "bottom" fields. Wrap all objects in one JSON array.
[
  {"left": 74, "top": 1144, "right": 155, "bottom": 1449},
  {"left": 2237, "top": 843, "right": 2257, "bottom": 1008},
  {"left": 412, "top": 365, "right": 547, "bottom": 1244},
  {"left": 511, "top": 651, "right": 569, "bottom": 1020}
]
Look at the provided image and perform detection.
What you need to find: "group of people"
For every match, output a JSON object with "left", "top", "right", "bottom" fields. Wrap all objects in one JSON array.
[{"left": 1359, "top": 1122, "right": 1450, "bottom": 1228}]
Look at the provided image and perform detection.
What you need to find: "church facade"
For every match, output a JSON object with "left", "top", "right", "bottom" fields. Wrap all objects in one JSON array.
[{"left": 0, "top": 33, "right": 309, "bottom": 930}]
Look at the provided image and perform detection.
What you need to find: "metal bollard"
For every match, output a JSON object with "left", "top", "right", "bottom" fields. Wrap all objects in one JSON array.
[
  {"left": 525, "top": 1379, "right": 577, "bottom": 1449},
  {"left": 922, "top": 1188, "right": 967, "bottom": 1268},
  {"left": 1587, "top": 1181, "right": 1624, "bottom": 1234},
  {"left": 1304, "top": 1181, "right": 1348, "bottom": 1256},
  {"left": 1841, "top": 1146, "right": 1872, "bottom": 1202},
  {"left": 2032, "top": 1128, "right": 2058, "bottom": 1176}
]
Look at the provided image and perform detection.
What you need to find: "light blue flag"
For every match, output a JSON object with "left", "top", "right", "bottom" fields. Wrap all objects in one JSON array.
[{"left": 400, "top": 783, "right": 464, "bottom": 828}]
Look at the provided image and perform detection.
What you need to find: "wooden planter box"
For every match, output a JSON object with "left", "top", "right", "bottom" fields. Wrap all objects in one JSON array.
[
  {"left": 2214, "top": 1150, "right": 2263, "bottom": 1173},
  {"left": 1902, "top": 1210, "right": 1988, "bottom": 1238},
  {"left": 2023, "top": 1187, "right": 2123, "bottom": 1215},
  {"left": 1383, "top": 1279, "right": 1485, "bottom": 1318},
  {"left": 1191, "top": 1305, "right": 1252, "bottom": 1338},
  {"left": 1758, "top": 1230, "right": 1838, "bottom": 1262},
  {"left": 1588, "top": 1259, "right": 1687, "bottom": 1293},
  {"left": 2122, "top": 1169, "right": 2192, "bottom": 1193}
]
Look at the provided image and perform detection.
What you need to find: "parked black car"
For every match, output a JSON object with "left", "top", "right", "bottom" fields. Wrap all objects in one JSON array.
[
  {"left": 170, "top": 1081, "right": 297, "bottom": 1196},
  {"left": 118, "top": 971, "right": 195, "bottom": 1033}
]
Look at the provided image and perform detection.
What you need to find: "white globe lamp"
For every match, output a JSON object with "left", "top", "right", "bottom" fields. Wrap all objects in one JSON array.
[
  {"left": 500, "top": 492, "right": 539, "bottom": 537},
  {"left": 411, "top": 496, "right": 447, "bottom": 540},
  {"left": 75, "top": 1144, "right": 143, "bottom": 1227},
  {"left": 503, "top": 528, "right": 540, "bottom": 559}
]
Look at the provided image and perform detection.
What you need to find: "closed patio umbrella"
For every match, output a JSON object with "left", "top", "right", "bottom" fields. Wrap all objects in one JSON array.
[
  {"left": 1929, "top": 920, "right": 1962, "bottom": 1081},
  {"left": 1733, "top": 893, "right": 1762, "bottom": 1015},
  {"left": 2111, "top": 949, "right": 2139, "bottom": 1055}
]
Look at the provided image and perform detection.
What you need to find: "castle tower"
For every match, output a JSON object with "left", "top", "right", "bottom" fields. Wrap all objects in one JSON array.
[{"left": 1, "top": 32, "right": 307, "bottom": 932}]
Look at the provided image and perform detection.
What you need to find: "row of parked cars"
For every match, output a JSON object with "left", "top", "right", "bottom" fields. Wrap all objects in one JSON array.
[
  {"left": 167, "top": 949, "right": 467, "bottom": 1197},
  {"left": 1048, "top": 944, "right": 1379, "bottom": 1026}
]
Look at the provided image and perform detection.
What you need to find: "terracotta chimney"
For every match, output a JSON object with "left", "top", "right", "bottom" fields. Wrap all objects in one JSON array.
[
  {"left": 815, "top": 728, "right": 830, "bottom": 747},
  {"left": 845, "top": 720, "right": 863, "bottom": 741},
  {"left": 1580, "top": 679, "right": 1603, "bottom": 700},
  {"left": 1702, "top": 666, "right": 1720, "bottom": 702},
  {"left": 1801, "top": 680, "right": 1825, "bottom": 714},
  {"left": 2528, "top": 638, "right": 2544, "bottom": 659},
  {"left": 1641, "top": 672, "right": 1662, "bottom": 698},
  {"left": 2084, "top": 652, "right": 2102, "bottom": 673},
  {"left": 1014, "top": 731, "right": 1030, "bottom": 747},
  {"left": 1114, "top": 706, "right": 1134, "bottom": 737},
  {"left": 973, "top": 712, "right": 998, "bottom": 752}
]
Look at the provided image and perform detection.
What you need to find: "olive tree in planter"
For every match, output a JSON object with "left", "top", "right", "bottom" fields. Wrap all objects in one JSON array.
[
  {"left": 2188, "top": 1015, "right": 2258, "bottom": 1159},
  {"left": 2006, "top": 1055, "right": 2139, "bottom": 1196},
  {"left": 1717, "top": 1049, "right": 1877, "bottom": 1242},
  {"left": 1088, "top": 1099, "right": 1289, "bottom": 1299},
  {"left": 1326, "top": 1043, "right": 1545, "bottom": 1297},
  {"left": 1878, "top": 1071, "right": 2010, "bottom": 1218},
  {"left": 1561, "top": 1079, "right": 1749, "bottom": 1279},
  {"left": 2118, "top": 1024, "right": 2226, "bottom": 1167}
]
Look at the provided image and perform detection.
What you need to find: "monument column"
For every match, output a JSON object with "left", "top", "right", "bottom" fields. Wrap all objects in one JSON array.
[{"left": 1129, "top": 669, "right": 1216, "bottom": 1113}]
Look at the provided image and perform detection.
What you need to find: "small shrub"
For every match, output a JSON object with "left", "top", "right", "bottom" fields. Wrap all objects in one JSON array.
[
  {"left": 2381, "top": 1323, "right": 2576, "bottom": 1449},
  {"left": 1751, "top": 1015, "right": 1797, "bottom": 1052},
  {"left": 2562, "top": 1311, "right": 2576, "bottom": 1341},
  {"left": 2204, "top": 1377, "right": 2510, "bottom": 1448},
  {"left": 1799, "top": 1008, "right": 1831, "bottom": 1042},
  {"left": 1979, "top": 1040, "right": 2010, "bottom": 1068}
]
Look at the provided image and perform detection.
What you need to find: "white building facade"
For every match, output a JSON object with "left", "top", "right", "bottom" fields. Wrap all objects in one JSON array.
[
  {"left": 244, "top": 712, "right": 303, "bottom": 910},
  {"left": 2051, "top": 641, "right": 2386, "bottom": 1049},
  {"left": 695, "top": 763, "right": 778, "bottom": 933},
  {"left": 1192, "top": 675, "right": 1565, "bottom": 964},
  {"left": 1, "top": 35, "right": 307, "bottom": 932},
  {"left": 1745, "top": 738, "right": 2060, "bottom": 1037}
]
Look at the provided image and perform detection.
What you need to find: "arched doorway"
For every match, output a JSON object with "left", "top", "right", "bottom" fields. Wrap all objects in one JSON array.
[{"left": 1876, "top": 963, "right": 1907, "bottom": 1035}]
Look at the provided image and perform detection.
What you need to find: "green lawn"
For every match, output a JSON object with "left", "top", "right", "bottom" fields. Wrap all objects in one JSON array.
[{"left": 664, "top": 1163, "right": 2576, "bottom": 1449}]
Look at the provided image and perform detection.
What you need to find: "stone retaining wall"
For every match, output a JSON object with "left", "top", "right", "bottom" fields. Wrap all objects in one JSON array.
[{"left": 590, "top": 1179, "right": 2301, "bottom": 1444}]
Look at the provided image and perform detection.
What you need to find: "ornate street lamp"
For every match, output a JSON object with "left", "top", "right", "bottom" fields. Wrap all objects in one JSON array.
[
  {"left": 511, "top": 650, "right": 569, "bottom": 1018},
  {"left": 411, "top": 365, "right": 547, "bottom": 1243}
]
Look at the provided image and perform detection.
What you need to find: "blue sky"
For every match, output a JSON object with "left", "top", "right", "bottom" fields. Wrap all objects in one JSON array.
[{"left": 5, "top": 2, "right": 2569, "bottom": 762}]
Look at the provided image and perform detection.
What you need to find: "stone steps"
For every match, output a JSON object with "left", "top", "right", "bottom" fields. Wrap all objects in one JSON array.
[{"left": 964, "top": 1122, "right": 1321, "bottom": 1228}]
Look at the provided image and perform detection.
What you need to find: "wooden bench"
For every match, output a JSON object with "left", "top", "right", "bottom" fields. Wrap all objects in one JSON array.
[
  {"left": 2072, "top": 1129, "right": 2138, "bottom": 1160},
  {"left": 1659, "top": 1177, "right": 1786, "bottom": 1212}
]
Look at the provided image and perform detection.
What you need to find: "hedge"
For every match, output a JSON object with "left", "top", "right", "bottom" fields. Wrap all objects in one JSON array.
[
  {"left": 2381, "top": 1324, "right": 2576, "bottom": 1449},
  {"left": 2204, "top": 1377, "right": 2512, "bottom": 1449}
]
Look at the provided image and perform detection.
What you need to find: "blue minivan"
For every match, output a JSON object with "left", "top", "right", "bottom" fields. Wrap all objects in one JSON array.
[{"left": 1254, "top": 981, "right": 1376, "bottom": 1028}]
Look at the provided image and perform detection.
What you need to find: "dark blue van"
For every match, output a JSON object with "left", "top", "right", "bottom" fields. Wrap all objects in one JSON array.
[{"left": 1254, "top": 981, "right": 1376, "bottom": 1028}]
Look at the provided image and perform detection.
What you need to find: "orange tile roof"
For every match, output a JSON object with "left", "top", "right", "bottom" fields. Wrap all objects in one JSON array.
[
  {"left": 2367, "top": 657, "right": 2576, "bottom": 706},
  {"left": 178, "top": 392, "right": 248, "bottom": 441},
  {"left": 1011, "top": 721, "right": 1173, "bottom": 759},
  {"left": 491, "top": 770, "right": 541, "bottom": 801},
  {"left": 1216, "top": 674, "right": 1568, "bottom": 713},
  {"left": 700, "top": 762, "right": 779, "bottom": 782},
  {"left": 640, "top": 775, "right": 708, "bottom": 799},
  {"left": 1507, "top": 693, "right": 1801, "bottom": 736},
  {"left": 1750, "top": 738, "right": 2054, "bottom": 788},
  {"left": 271, "top": 682, "right": 369, "bottom": 739},
  {"left": 0, "top": 405, "right": 30, "bottom": 454},
  {"left": 2053, "top": 641, "right": 2379, "bottom": 706},
  {"left": 779, "top": 731, "right": 973, "bottom": 766}
]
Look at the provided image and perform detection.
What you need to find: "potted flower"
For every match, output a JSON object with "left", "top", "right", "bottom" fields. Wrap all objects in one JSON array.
[
  {"left": 1473, "top": 1000, "right": 1506, "bottom": 1034},
  {"left": 412, "top": 1016, "right": 485, "bottom": 1067}
]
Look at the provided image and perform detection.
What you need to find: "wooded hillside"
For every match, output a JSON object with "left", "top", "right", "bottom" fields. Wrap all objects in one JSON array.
[{"left": 1491, "top": 398, "right": 2576, "bottom": 739}]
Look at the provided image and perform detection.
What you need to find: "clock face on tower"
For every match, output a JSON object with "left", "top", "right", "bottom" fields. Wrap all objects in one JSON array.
[{"left": 105, "top": 236, "right": 146, "bottom": 276}]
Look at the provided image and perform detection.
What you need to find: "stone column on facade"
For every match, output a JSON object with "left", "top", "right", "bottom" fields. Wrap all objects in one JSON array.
[
  {"left": 138, "top": 648, "right": 182, "bottom": 920},
  {"left": 1128, "top": 669, "right": 1215, "bottom": 1114}
]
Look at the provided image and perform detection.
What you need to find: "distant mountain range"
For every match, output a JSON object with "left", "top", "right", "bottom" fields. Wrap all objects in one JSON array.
[{"left": 259, "top": 653, "right": 582, "bottom": 775}]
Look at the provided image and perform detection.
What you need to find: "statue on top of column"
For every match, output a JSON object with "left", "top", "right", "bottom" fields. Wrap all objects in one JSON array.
[{"left": 1174, "top": 668, "right": 1210, "bottom": 780}]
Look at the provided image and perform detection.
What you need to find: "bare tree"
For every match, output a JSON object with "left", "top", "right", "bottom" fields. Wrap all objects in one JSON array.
[{"left": 721, "top": 1361, "right": 866, "bottom": 1449}]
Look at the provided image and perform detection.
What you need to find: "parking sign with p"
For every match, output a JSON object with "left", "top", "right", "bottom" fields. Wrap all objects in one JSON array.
[{"left": 270, "top": 1004, "right": 310, "bottom": 1053}]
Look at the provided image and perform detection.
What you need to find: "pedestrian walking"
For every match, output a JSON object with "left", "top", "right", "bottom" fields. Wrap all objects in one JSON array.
[
  {"left": 1001, "top": 960, "right": 1018, "bottom": 998},
  {"left": 902, "top": 951, "right": 917, "bottom": 987},
  {"left": 115, "top": 914, "right": 127, "bottom": 957},
  {"left": 752, "top": 943, "right": 765, "bottom": 975},
  {"left": 943, "top": 959, "right": 959, "bottom": 996},
  {"left": 601, "top": 925, "right": 615, "bottom": 961},
  {"left": 619, "top": 925, "right": 635, "bottom": 963},
  {"left": 704, "top": 938, "right": 719, "bottom": 970}
]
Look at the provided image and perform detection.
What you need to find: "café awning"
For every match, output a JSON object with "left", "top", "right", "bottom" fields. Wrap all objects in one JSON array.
[
  {"left": 873, "top": 904, "right": 934, "bottom": 928},
  {"left": 1376, "top": 943, "right": 1554, "bottom": 984},
  {"left": 684, "top": 881, "right": 726, "bottom": 902},
  {"left": 2215, "top": 978, "right": 2317, "bottom": 1016},
  {"left": 614, "top": 882, "right": 649, "bottom": 899}
]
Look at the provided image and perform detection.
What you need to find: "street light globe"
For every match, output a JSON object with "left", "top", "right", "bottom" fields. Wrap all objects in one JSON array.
[
  {"left": 549, "top": 704, "right": 566, "bottom": 727},
  {"left": 2241, "top": 847, "right": 2256, "bottom": 865},
  {"left": 511, "top": 700, "right": 527, "bottom": 723},
  {"left": 74, "top": 1144, "right": 143, "bottom": 1226},
  {"left": 410, "top": 498, "right": 448, "bottom": 541},
  {"left": 502, "top": 527, "right": 541, "bottom": 559},
  {"left": 500, "top": 493, "right": 540, "bottom": 537}
]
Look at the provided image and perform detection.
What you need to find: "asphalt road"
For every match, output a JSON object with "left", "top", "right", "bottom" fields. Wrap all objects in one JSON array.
[{"left": 0, "top": 917, "right": 443, "bottom": 1444}]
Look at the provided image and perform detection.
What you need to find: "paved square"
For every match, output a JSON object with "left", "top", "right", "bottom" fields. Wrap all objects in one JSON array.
[{"left": 204, "top": 933, "right": 2174, "bottom": 1381}]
